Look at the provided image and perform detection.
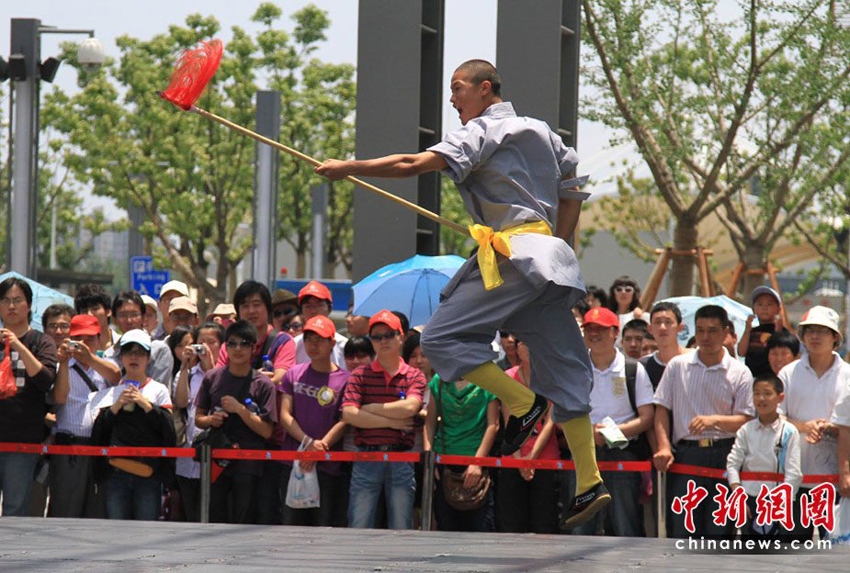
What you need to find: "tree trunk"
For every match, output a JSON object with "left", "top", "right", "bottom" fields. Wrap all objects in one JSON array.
[
  {"left": 740, "top": 244, "right": 768, "bottom": 299},
  {"left": 669, "top": 220, "right": 698, "bottom": 297}
]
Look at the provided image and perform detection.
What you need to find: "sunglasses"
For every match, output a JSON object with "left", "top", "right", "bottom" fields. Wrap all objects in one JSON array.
[
  {"left": 369, "top": 332, "right": 398, "bottom": 342},
  {"left": 273, "top": 308, "right": 296, "bottom": 319},
  {"left": 288, "top": 322, "right": 304, "bottom": 330},
  {"left": 615, "top": 286, "right": 635, "bottom": 294},
  {"left": 225, "top": 339, "right": 254, "bottom": 349}
]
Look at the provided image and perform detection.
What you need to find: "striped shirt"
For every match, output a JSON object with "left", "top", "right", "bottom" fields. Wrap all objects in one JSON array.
[
  {"left": 653, "top": 349, "right": 754, "bottom": 444},
  {"left": 342, "top": 358, "right": 426, "bottom": 448},
  {"left": 54, "top": 359, "right": 109, "bottom": 438}
]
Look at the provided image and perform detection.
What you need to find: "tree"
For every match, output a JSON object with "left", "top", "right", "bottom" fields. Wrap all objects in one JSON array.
[
  {"left": 252, "top": 4, "right": 357, "bottom": 278},
  {"left": 43, "top": 14, "right": 258, "bottom": 312},
  {"left": 439, "top": 176, "right": 473, "bottom": 257},
  {"left": 582, "top": 0, "right": 850, "bottom": 295}
]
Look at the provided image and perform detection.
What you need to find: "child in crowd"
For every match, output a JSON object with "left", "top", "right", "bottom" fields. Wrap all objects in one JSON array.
[
  {"left": 738, "top": 286, "right": 786, "bottom": 377},
  {"left": 766, "top": 330, "right": 800, "bottom": 376},
  {"left": 726, "top": 373, "right": 801, "bottom": 539}
]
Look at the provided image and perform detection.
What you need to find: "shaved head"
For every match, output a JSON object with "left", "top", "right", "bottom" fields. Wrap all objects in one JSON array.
[{"left": 454, "top": 60, "right": 501, "bottom": 97}]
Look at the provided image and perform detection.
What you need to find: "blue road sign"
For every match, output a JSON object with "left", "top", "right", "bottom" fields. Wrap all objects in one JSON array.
[{"left": 130, "top": 256, "right": 171, "bottom": 299}]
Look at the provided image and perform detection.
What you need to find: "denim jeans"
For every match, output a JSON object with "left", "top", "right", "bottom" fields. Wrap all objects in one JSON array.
[
  {"left": 104, "top": 470, "right": 162, "bottom": 520},
  {"left": 348, "top": 455, "right": 415, "bottom": 529},
  {"left": 0, "top": 452, "right": 39, "bottom": 517}
]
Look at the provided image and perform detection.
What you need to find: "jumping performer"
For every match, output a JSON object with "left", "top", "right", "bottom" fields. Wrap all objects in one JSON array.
[{"left": 316, "top": 60, "right": 608, "bottom": 527}]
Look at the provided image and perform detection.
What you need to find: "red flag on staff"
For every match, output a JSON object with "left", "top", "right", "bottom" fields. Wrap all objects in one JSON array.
[
  {"left": 159, "top": 39, "right": 223, "bottom": 110},
  {"left": 156, "top": 38, "right": 468, "bottom": 236}
]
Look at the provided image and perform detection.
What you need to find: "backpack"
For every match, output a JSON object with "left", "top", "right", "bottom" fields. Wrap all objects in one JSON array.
[{"left": 624, "top": 359, "right": 652, "bottom": 460}]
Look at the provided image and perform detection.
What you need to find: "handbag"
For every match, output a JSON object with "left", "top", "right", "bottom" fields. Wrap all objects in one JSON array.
[{"left": 437, "top": 380, "right": 491, "bottom": 511}]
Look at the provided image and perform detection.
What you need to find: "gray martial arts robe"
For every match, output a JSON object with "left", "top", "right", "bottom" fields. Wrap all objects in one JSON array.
[{"left": 421, "top": 102, "right": 594, "bottom": 422}]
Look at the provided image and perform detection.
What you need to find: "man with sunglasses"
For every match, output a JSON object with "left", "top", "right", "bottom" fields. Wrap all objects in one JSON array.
[
  {"left": 271, "top": 289, "right": 299, "bottom": 332},
  {"left": 293, "top": 281, "right": 348, "bottom": 367},
  {"left": 195, "top": 320, "right": 278, "bottom": 523},
  {"left": 342, "top": 310, "right": 426, "bottom": 529}
]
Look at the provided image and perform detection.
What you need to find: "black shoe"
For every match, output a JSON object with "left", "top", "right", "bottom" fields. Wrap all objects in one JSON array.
[
  {"left": 562, "top": 482, "right": 611, "bottom": 529},
  {"left": 500, "top": 394, "right": 549, "bottom": 456}
]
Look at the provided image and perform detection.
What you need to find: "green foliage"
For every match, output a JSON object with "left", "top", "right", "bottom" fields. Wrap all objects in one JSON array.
[
  {"left": 41, "top": 3, "right": 356, "bottom": 306},
  {"left": 582, "top": 0, "right": 850, "bottom": 291},
  {"left": 438, "top": 176, "right": 473, "bottom": 257},
  {"left": 251, "top": 4, "right": 356, "bottom": 276}
]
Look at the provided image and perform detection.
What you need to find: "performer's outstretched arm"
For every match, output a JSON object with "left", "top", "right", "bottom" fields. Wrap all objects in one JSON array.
[{"left": 315, "top": 151, "right": 447, "bottom": 180}]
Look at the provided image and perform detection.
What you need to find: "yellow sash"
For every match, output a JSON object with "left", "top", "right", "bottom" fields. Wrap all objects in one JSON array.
[{"left": 469, "top": 220, "right": 552, "bottom": 291}]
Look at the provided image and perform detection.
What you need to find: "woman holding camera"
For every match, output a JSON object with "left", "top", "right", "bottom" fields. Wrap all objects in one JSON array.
[{"left": 173, "top": 322, "right": 223, "bottom": 521}]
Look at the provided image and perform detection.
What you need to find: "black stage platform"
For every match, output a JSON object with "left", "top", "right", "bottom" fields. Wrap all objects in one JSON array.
[{"left": 1, "top": 518, "right": 846, "bottom": 572}]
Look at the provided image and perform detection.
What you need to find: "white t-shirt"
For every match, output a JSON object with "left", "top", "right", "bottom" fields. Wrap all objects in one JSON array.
[
  {"left": 589, "top": 350, "right": 654, "bottom": 426},
  {"left": 85, "top": 378, "right": 172, "bottom": 428},
  {"left": 778, "top": 353, "right": 850, "bottom": 480}
]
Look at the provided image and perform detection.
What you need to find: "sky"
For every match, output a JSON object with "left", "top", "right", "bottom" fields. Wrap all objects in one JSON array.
[{"left": 1, "top": 1, "right": 631, "bottom": 217}]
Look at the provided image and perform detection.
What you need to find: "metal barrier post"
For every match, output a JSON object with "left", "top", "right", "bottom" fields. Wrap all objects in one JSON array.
[
  {"left": 420, "top": 450, "right": 436, "bottom": 531},
  {"left": 200, "top": 444, "right": 212, "bottom": 524},
  {"left": 656, "top": 469, "right": 667, "bottom": 538}
]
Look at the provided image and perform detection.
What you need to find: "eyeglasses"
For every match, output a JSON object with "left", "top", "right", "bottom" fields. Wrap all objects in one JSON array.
[
  {"left": 46, "top": 322, "right": 71, "bottom": 332},
  {"left": 615, "top": 286, "right": 635, "bottom": 294},
  {"left": 116, "top": 311, "right": 142, "bottom": 320},
  {"left": 226, "top": 339, "right": 254, "bottom": 349},
  {"left": 0, "top": 297, "right": 26, "bottom": 307},
  {"left": 369, "top": 332, "right": 398, "bottom": 342}
]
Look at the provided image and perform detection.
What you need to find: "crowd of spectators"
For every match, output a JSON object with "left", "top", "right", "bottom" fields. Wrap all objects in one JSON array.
[{"left": 0, "top": 273, "right": 848, "bottom": 542}]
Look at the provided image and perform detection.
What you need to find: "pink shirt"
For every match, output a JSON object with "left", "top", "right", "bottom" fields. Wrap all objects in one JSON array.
[{"left": 216, "top": 324, "right": 296, "bottom": 371}]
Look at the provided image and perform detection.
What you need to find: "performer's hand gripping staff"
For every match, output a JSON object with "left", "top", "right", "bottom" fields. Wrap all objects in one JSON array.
[{"left": 157, "top": 39, "right": 468, "bottom": 237}]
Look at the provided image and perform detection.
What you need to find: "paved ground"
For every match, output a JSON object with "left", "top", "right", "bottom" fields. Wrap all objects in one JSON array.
[{"left": 0, "top": 518, "right": 846, "bottom": 572}]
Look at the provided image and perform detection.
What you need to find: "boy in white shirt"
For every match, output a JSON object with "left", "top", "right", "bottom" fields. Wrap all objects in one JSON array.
[{"left": 727, "top": 373, "right": 801, "bottom": 539}]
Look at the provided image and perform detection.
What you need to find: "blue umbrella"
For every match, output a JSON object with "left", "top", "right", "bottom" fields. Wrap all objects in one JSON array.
[
  {"left": 657, "top": 295, "right": 753, "bottom": 349},
  {"left": 0, "top": 271, "right": 75, "bottom": 332},
  {"left": 353, "top": 254, "right": 466, "bottom": 328}
]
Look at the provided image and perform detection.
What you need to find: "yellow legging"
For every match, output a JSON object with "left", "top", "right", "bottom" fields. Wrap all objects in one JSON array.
[{"left": 464, "top": 362, "right": 602, "bottom": 495}]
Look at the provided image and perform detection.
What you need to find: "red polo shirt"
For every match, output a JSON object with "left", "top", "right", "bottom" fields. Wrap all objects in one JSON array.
[{"left": 341, "top": 358, "right": 426, "bottom": 449}]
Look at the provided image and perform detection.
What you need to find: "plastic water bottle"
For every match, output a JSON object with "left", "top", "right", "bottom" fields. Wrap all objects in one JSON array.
[
  {"left": 123, "top": 380, "right": 140, "bottom": 412},
  {"left": 261, "top": 354, "right": 274, "bottom": 372},
  {"left": 244, "top": 398, "right": 261, "bottom": 415}
]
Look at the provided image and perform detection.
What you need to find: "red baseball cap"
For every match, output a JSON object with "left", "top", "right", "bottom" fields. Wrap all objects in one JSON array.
[
  {"left": 303, "top": 315, "right": 336, "bottom": 339},
  {"left": 299, "top": 281, "right": 332, "bottom": 303},
  {"left": 70, "top": 314, "right": 101, "bottom": 337},
  {"left": 369, "top": 310, "right": 402, "bottom": 333},
  {"left": 582, "top": 307, "right": 620, "bottom": 329}
]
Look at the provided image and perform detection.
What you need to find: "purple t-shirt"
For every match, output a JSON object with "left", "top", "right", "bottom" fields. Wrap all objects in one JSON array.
[
  {"left": 277, "top": 362, "right": 349, "bottom": 475},
  {"left": 195, "top": 366, "right": 278, "bottom": 476}
]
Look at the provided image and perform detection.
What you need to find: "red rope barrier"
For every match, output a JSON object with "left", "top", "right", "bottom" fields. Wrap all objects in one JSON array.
[
  {"left": 0, "top": 442, "right": 194, "bottom": 457},
  {"left": 0, "top": 443, "right": 837, "bottom": 483},
  {"left": 668, "top": 462, "right": 838, "bottom": 484}
]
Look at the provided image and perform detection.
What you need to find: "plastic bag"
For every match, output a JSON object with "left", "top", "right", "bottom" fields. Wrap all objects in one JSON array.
[
  {"left": 828, "top": 497, "right": 850, "bottom": 545},
  {"left": 0, "top": 350, "right": 16, "bottom": 399},
  {"left": 285, "top": 436, "right": 321, "bottom": 509}
]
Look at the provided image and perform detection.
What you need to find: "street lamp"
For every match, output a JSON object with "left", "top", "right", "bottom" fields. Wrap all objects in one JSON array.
[{"left": 3, "top": 18, "right": 105, "bottom": 278}]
